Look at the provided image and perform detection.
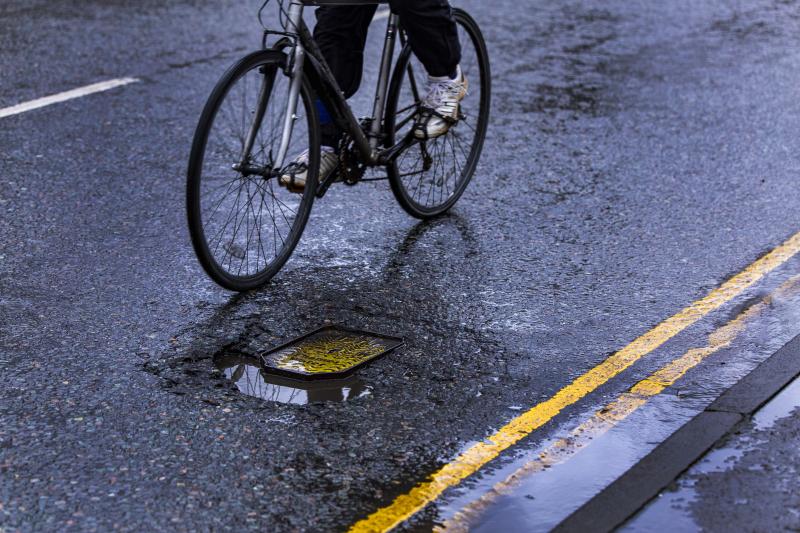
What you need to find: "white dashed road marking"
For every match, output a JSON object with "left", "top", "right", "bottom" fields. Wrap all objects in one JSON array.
[{"left": 0, "top": 77, "right": 140, "bottom": 119}]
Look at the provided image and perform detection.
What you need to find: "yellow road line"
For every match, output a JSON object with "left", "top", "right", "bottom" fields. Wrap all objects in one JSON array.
[
  {"left": 440, "top": 274, "right": 800, "bottom": 531},
  {"left": 348, "top": 231, "right": 800, "bottom": 533}
]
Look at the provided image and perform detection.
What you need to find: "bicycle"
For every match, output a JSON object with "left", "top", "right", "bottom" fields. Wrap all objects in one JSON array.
[{"left": 186, "top": 0, "right": 490, "bottom": 291}]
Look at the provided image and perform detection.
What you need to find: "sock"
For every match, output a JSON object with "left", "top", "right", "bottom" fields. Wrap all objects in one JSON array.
[
  {"left": 315, "top": 99, "right": 333, "bottom": 125},
  {"left": 429, "top": 65, "right": 461, "bottom": 82},
  {"left": 316, "top": 99, "right": 342, "bottom": 152}
]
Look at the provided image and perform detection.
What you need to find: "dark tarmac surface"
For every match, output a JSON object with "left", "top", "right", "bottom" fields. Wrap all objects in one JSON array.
[{"left": 2, "top": 0, "right": 800, "bottom": 531}]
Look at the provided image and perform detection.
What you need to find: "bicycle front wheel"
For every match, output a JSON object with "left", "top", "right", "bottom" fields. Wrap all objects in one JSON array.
[
  {"left": 385, "top": 9, "right": 491, "bottom": 219},
  {"left": 187, "top": 50, "right": 320, "bottom": 291}
]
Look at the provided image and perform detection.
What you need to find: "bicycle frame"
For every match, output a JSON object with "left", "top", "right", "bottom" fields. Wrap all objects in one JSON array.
[{"left": 242, "top": 1, "right": 417, "bottom": 175}]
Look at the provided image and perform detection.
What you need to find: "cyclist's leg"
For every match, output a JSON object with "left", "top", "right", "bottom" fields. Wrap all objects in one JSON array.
[
  {"left": 388, "top": 0, "right": 461, "bottom": 78},
  {"left": 313, "top": 5, "right": 377, "bottom": 148},
  {"left": 389, "top": 0, "right": 465, "bottom": 139}
]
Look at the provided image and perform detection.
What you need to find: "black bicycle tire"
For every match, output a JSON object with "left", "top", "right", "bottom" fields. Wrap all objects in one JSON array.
[
  {"left": 384, "top": 9, "right": 491, "bottom": 219},
  {"left": 187, "top": 50, "right": 320, "bottom": 291}
]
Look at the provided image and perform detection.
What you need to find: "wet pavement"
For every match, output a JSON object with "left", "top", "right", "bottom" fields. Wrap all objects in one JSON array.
[
  {"left": 428, "top": 273, "right": 800, "bottom": 532},
  {"left": 624, "top": 374, "right": 800, "bottom": 532},
  {"left": 3, "top": 0, "right": 800, "bottom": 531}
]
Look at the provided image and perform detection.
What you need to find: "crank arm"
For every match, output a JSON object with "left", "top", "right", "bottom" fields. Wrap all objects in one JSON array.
[
  {"left": 315, "top": 166, "right": 340, "bottom": 199},
  {"left": 377, "top": 132, "right": 418, "bottom": 165}
]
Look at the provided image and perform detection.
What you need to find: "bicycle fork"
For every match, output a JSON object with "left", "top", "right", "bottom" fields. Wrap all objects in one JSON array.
[
  {"left": 273, "top": 2, "right": 306, "bottom": 170},
  {"left": 234, "top": 64, "right": 277, "bottom": 175},
  {"left": 234, "top": 2, "right": 306, "bottom": 176}
]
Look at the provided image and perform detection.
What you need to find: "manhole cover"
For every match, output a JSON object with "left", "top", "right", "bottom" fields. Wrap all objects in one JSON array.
[{"left": 260, "top": 325, "right": 403, "bottom": 380}]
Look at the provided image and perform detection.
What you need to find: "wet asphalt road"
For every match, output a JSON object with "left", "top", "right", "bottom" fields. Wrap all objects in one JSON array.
[
  {"left": 2, "top": 0, "right": 800, "bottom": 531},
  {"left": 626, "top": 374, "right": 800, "bottom": 532}
]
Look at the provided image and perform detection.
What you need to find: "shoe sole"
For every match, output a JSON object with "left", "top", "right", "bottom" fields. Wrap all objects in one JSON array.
[
  {"left": 279, "top": 177, "right": 306, "bottom": 194},
  {"left": 280, "top": 161, "right": 339, "bottom": 194}
]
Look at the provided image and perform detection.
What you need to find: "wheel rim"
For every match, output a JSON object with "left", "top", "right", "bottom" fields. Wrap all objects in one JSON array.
[
  {"left": 390, "top": 15, "right": 488, "bottom": 214},
  {"left": 196, "top": 61, "right": 314, "bottom": 282}
]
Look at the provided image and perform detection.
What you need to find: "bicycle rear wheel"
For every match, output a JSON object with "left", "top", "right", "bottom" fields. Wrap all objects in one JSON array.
[
  {"left": 385, "top": 9, "right": 491, "bottom": 219},
  {"left": 187, "top": 50, "right": 320, "bottom": 291}
]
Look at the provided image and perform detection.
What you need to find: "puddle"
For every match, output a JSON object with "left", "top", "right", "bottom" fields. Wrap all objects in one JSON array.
[
  {"left": 622, "top": 373, "right": 800, "bottom": 532},
  {"left": 215, "top": 354, "right": 371, "bottom": 405},
  {"left": 752, "top": 372, "right": 800, "bottom": 430}
]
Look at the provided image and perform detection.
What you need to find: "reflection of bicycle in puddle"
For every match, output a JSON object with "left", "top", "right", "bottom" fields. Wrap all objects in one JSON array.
[{"left": 215, "top": 354, "right": 370, "bottom": 405}]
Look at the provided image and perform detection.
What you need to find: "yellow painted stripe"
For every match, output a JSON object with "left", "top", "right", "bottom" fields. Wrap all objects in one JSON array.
[
  {"left": 440, "top": 274, "right": 800, "bottom": 531},
  {"left": 348, "top": 232, "right": 800, "bottom": 533}
]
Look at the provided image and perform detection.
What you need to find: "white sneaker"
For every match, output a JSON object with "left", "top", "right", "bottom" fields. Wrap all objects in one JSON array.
[
  {"left": 279, "top": 147, "right": 339, "bottom": 192},
  {"left": 413, "top": 65, "right": 468, "bottom": 140}
]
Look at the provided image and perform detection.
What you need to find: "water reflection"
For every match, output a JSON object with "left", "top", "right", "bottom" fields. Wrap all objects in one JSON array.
[
  {"left": 623, "top": 374, "right": 800, "bottom": 532},
  {"left": 215, "top": 354, "right": 371, "bottom": 405}
]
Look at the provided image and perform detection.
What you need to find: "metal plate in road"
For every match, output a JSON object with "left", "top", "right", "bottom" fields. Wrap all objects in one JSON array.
[{"left": 259, "top": 326, "right": 403, "bottom": 380}]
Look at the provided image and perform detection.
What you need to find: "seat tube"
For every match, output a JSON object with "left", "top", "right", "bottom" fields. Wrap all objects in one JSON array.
[
  {"left": 369, "top": 13, "right": 399, "bottom": 151},
  {"left": 275, "top": 1, "right": 306, "bottom": 169}
]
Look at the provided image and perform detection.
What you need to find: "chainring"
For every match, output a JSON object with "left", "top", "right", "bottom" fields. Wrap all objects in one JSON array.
[{"left": 338, "top": 131, "right": 368, "bottom": 186}]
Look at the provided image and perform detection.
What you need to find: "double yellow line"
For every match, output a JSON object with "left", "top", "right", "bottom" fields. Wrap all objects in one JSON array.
[
  {"left": 441, "top": 273, "right": 800, "bottom": 530},
  {"left": 349, "top": 231, "right": 800, "bottom": 532}
]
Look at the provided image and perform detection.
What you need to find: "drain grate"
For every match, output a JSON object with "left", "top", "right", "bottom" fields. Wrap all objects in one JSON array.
[{"left": 259, "top": 325, "right": 403, "bottom": 380}]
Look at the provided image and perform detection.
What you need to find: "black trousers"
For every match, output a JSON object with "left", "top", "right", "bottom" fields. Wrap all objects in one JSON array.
[{"left": 313, "top": 1, "right": 462, "bottom": 100}]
